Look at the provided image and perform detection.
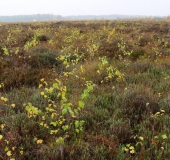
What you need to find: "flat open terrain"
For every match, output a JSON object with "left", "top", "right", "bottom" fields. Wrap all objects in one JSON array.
[{"left": 0, "top": 19, "right": 170, "bottom": 159}]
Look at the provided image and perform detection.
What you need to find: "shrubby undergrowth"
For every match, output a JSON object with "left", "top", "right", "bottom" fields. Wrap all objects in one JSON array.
[{"left": 0, "top": 20, "right": 170, "bottom": 159}]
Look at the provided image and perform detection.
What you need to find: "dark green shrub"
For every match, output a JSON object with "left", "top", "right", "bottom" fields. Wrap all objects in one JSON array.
[
  {"left": 109, "top": 118, "right": 134, "bottom": 144},
  {"left": 38, "top": 35, "right": 50, "bottom": 42},
  {"left": 99, "top": 38, "right": 121, "bottom": 58},
  {"left": 1, "top": 65, "right": 54, "bottom": 91},
  {"left": 27, "top": 50, "right": 60, "bottom": 69},
  {"left": 119, "top": 85, "right": 159, "bottom": 127},
  {"left": 159, "top": 95, "right": 170, "bottom": 112},
  {"left": 127, "top": 60, "right": 152, "bottom": 74},
  {"left": 130, "top": 47, "right": 146, "bottom": 60},
  {"left": 66, "top": 134, "right": 118, "bottom": 160}
]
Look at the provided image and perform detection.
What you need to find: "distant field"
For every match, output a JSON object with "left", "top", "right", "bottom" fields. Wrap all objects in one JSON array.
[{"left": 0, "top": 20, "right": 170, "bottom": 159}]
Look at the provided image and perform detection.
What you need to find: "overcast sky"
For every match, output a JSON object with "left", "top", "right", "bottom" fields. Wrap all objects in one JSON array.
[{"left": 0, "top": 0, "right": 169, "bottom": 16}]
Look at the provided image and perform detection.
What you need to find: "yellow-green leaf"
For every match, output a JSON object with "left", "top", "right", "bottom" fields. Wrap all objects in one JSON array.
[
  {"left": 37, "top": 139, "right": 43, "bottom": 144},
  {"left": 6, "top": 150, "right": 12, "bottom": 156},
  {"left": 0, "top": 135, "right": 3, "bottom": 140},
  {"left": 162, "top": 134, "right": 167, "bottom": 139},
  {"left": 4, "top": 146, "right": 9, "bottom": 152},
  {"left": 62, "top": 109, "right": 67, "bottom": 115},
  {"left": 78, "top": 101, "right": 85, "bottom": 108},
  {"left": 56, "top": 137, "right": 64, "bottom": 145}
]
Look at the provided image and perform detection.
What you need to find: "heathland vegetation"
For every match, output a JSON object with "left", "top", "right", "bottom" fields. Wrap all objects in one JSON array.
[{"left": 0, "top": 19, "right": 170, "bottom": 159}]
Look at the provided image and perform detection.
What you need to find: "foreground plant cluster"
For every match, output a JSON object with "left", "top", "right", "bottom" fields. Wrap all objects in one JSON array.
[{"left": 0, "top": 19, "right": 170, "bottom": 159}]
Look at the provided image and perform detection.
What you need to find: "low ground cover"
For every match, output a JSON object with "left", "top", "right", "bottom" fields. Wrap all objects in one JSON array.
[{"left": 0, "top": 19, "right": 170, "bottom": 159}]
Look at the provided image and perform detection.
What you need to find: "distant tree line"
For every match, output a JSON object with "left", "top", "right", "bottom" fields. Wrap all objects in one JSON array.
[
  {"left": 0, "top": 14, "right": 62, "bottom": 22},
  {"left": 0, "top": 14, "right": 165, "bottom": 22}
]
